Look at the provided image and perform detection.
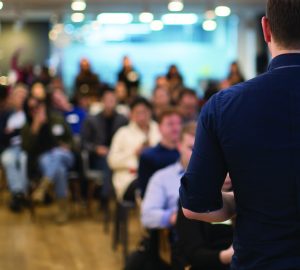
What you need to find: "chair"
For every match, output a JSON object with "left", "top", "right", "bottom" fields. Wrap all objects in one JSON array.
[
  {"left": 112, "top": 199, "right": 136, "bottom": 263},
  {"left": 81, "top": 150, "right": 110, "bottom": 232},
  {"left": 112, "top": 189, "right": 142, "bottom": 263}
]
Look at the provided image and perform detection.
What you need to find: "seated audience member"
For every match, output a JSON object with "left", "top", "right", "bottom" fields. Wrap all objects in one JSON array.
[
  {"left": 21, "top": 91, "right": 74, "bottom": 223},
  {"left": 166, "top": 65, "right": 184, "bottom": 104},
  {"left": 117, "top": 56, "right": 140, "bottom": 101},
  {"left": 141, "top": 122, "right": 196, "bottom": 229},
  {"left": 0, "top": 85, "right": 10, "bottom": 154},
  {"left": 152, "top": 87, "right": 171, "bottom": 121},
  {"left": 108, "top": 97, "right": 160, "bottom": 202},
  {"left": 81, "top": 89, "right": 128, "bottom": 204},
  {"left": 50, "top": 87, "right": 87, "bottom": 140},
  {"left": 220, "top": 61, "right": 245, "bottom": 89},
  {"left": 137, "top": 107, "right": 181, "bottom": 198},
  {"left": 114, "top": 81, "right": 131, "bottom": 117},
  {"left": 1, "top": 84, "right": 28, "bottom": 212},
  {"left": 75, "top": 58, "right": 100, "bottom": 98},
  {"left": 178, "top": 88, "right": 199, "bottom": 123},
  {"left": 175, "top": 175, "right": 234, "bottom": 270},
  {"left": 155, "top": 75, "right": 170, "bottom": 91}
]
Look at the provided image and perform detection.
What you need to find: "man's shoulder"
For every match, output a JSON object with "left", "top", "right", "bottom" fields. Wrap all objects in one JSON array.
[
  {"left": 141, "top": 144, "right": 160, "bottom": 158},
  {"left": 114, "top": 112, "right": 129, "bottom": 124},
  {"left": 217, "top": 72, "right": 270, "bottom": 100},
  {"left": 151, "top": 162, "right": 179, "bottom": 181},
  {"left": 205, "top": 72, "right": 271, "bottom": 115}
]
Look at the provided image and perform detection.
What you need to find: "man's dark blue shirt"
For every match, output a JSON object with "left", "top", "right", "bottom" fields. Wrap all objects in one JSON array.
[
  {"left": 138, "top": 143, "right": 179, "bottom": 198},
  {"left": 180, "top": 54, "right": 300, "bottom": 269}
]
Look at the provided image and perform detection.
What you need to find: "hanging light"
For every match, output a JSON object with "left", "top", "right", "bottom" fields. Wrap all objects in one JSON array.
[
  {"left": 168, "top": 0, "right": 184, "bottom": 12},
  {"left": 0, "top": 1, "right": 3, "bottom": 10},
  {"left": 97, "top": 13, "right": 133, "bottom": 24},
  {"left": 71, "top": 0, "right": 86, "bottom": 12},
  {"left": 202, "top": 19, "right": 217, "bottom": 31},
  {"left": 162, "top": 13, "right": 198, "bottom": 25},
  {"left": 215, "top": 6, "right": 231, "bottom": 17},
  {"left": 150, "top": 20, "right": 164, "bottom": 31},
  {"left": 139, "top": 12, "right": 154, "bottom": 23},
  {"left": 71, "top": 13, "right": 85, "bottom": 23}
]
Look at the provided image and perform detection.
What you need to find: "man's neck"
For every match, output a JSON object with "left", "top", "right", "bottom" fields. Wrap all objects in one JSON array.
[
  {"left": 103, "top": 109, "right": 114, "bottom": 117},
  {"left": 270, "top": 43, "right": 300, "bottom": 58},
  {"left": 180, "top": 157, "right": 188, "bottom": 171},
  {"left": 160, "top": 138, "right": 178, "bottom": 150}
]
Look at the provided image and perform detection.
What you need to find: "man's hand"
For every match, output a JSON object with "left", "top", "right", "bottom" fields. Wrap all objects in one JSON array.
[
  {"left": 96, "top": 145, "right": 109, "bottom": 156},
  {"left": 169, "top": 212, "right": 177, "bottom": 226},
  {"left": 182, "top": 191, "right": 236, "bottom": 223},
  {"left": 219, "top": 245, "right": 234, "bottom": 265},
  {"left": 31, "top": 104, "right": 47, "bottom": 134},
  {"left": 135, "top": 140, "right": 150, "bottom": 157}
]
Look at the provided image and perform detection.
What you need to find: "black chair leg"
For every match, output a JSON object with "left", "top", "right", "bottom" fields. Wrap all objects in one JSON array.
[
  {"left": 112, "top": 202, "right": 121, "bottom": 250},
  {"left": 121, "top": 205, "right": 129, "bottom": 263}
]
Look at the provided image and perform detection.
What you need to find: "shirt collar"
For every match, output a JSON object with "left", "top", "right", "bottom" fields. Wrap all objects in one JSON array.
[
  {"left": 174, "top": 161, "right": 185, "bottom": 176},
  {"left": 268, "top": 53, "right": 300, "bottom": 71}
]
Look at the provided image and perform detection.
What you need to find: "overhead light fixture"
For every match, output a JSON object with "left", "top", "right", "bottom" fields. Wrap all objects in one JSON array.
[
  {"left": 150, "top": 20, "right": 164, "bottom": 31},
  {"left": 162, "top": 13, "right": 198, "bottom": 25},
  {"left": 215, "top": 6, "right": 231, "bottom": 17},
  {"left": 202, "top": 19, "right": 217, "bottom": 31},
  {"left": 97, "top": 13, "right": 133, "bottom": 24},
  {"left": 168, "top": 0, "right": 184, "bottom": 12},
  {"left": 71, "top": 12, "right": 85, "bottom": 23},
  {"left": 0, "top": 1, "right": 3, "bottom": 10},
  {"left": 139, "top": 12, "right": 154, "bottom": 23},
  {"left": 71, "top": 0, "right": 86, "bottom": 11}
]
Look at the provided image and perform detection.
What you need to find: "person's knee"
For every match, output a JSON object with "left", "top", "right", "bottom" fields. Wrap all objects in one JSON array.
[{"left": 1, "top": 151, "right": 15, "bottom": 167}]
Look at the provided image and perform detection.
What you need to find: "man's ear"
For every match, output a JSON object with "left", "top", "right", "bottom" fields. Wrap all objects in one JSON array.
[{"left": 262, "top": 16, "right": 271, "bottom": 43}]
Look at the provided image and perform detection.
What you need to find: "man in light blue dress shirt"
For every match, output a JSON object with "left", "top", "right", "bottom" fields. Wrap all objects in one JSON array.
[{"left": 141, "top": 122, "right": 196, "bottom": 229}]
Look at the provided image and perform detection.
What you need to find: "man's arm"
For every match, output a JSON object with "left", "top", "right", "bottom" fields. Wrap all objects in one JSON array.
[
  {"left": 182, "top": 192, "right": 235, "bottom": 223},
  {"left": 180, "top": 93, "right": 235, "bottom": 222}
]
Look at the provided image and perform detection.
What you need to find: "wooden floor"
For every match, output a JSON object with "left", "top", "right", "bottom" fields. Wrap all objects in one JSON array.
[{"left": 0, "top": 195, "right": 141, "bottom": 270}]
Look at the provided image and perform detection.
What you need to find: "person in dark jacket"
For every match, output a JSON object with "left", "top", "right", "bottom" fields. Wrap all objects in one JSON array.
[
  {"left": 22, "top": 90, "right": 74, "bottom": 223},
  {"left": 81, "top": 89, "right": 128, "bottom": 203}
]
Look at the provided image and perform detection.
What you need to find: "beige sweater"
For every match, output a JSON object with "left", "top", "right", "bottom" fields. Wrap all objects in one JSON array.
[{"left": 107, "top": 121, "right": 161, "bottom": 200}]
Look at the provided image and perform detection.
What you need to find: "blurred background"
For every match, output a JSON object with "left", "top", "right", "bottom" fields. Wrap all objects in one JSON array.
[
  {"left": 0, "top": 1, "right": 267, "bottom": 270},
  {"left": 0, "top": 0, "right": 267, "bottom": 96}
]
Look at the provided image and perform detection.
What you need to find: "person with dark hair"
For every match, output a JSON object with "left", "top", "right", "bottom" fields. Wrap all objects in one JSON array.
[
  {"left": 180, "top": 1, "right": 300, "bottom": 269},
  {"left": 220, "top": 62, "right": 245, "bottom": 90},
  {"left": 137, "top": 107, "right": 181, "bottom": 198},
  {"left": 117, "top": 56, "right": 140, "bottom": 101},
  {"left": 178, "top": 88, "right": 199, "bottom": 123},
  {"left": 166, "top": 65, "right": 184, "bottom": 104},
  {"left": 152, "top": 87, "right": 171, "bottom": 121},
  {"left": 81, "top": 89, "right": 128, "bottom": 204},
  {"left": 75, "top": 58, "right": 100, "bottom": 98},
  {"left": 22, "top": 89, "right": 74, "bottom": 224},
  {"left": 108, "top": 97, "right": 160, "bottom": 202}
]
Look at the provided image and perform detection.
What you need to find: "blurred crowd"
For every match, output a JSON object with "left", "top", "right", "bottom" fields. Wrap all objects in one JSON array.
[{"left": 0, "top": 52, "right": 245, "bottom": 269}]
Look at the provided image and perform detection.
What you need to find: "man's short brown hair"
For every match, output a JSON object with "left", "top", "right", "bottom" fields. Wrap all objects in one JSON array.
[
  {"left": 180, "top": 121, "right": 196, "bottom": 141},
  {"left": 267, "top": 0, "right": 300, "bottom": 49},
  {"left": 157, "top": 107, "right": 182, "bottom": 124}
]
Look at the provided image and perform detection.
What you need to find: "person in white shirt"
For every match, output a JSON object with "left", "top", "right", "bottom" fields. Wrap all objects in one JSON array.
[{"left": 108, "top": 97, "right": 160, "bottom": 201}]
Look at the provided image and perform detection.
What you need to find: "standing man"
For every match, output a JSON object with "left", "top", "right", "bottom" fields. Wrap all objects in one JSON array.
[{"left": 180, "top": 1, "right": 300, "bottom": 269}]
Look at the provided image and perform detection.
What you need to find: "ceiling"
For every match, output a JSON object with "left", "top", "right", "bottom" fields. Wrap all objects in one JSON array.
[{"left": 0, "top": 0, "right": 266, "bottom": 21}]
